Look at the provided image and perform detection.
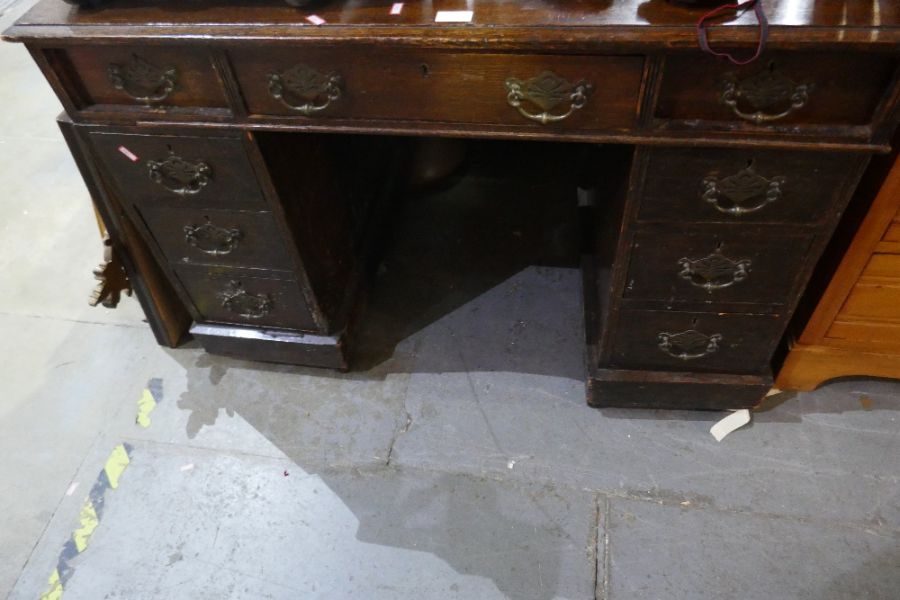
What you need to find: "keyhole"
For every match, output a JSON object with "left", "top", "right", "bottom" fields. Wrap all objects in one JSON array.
[
  {"left": 691, "top": 318, "right": 699, "bottom": 328},
  {"left": 420, "top": 64, "right": 430, "bottom": 78}
]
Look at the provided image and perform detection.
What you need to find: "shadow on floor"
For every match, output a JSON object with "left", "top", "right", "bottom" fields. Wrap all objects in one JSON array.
[
  {"left": 169, "top": 353, "right": 582, "bottom": 600},
  {"left": 349, "top": 139, "right": 593, "bottom": 380},
  {"left": 159, "top": 140, "right": 603, "bottom": 599},
  {"left": 161, "top": 139, "right": 900, "bottom": 599}
]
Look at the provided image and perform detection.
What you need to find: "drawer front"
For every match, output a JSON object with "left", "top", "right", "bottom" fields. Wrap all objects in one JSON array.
[
  {"left": 59, "top": 46, "right": 229, "bottom": 111},
  {"left": 884, "top": 222, "right": 900, "bottom": 244},
  {"left": 862, "top": 254, "right": 900, "bottom": 278},
  {"left": 229, "top": 48, "right": 643, "bottom": 130},
  {"left": 655, "top": 52, "right": 896, "bottom": 128},
  {"left": 89, "top": 132, "right": 266, "bottom": 209},
  {"left": 139, "top": 205, "right": 294, "bottom": 271},
  {"left": 827, "top": 319, "right": 900, "bottom": 344},
  {"left": 611, "top": 310, "right": 783, "bottom": 373},
  {"left": 625, "top": 229, "right": 812, "bottom": 306},
  {"left": 175, "top": 266, "right": 316, "bottom": 331},
  {"left": 837, "top": 282, "right": 900, "bottom": 321},
  {"left": 637, "top": 148, "right": 858, "bottom": 225}
]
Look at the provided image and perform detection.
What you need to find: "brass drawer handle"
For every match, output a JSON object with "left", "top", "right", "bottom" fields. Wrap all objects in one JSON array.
[
  {"left": 219, "top": 280, "right": 273, "bottom": 319},
  {"left": 678, "top": 251, "right": 751, "bottom": 291},
  {"left": 505, "top": 71, "right": 593, "bottom": 125},
  {"left": 147, "top": 151, "right": 213, "bottom": 196},
  {"left": 721, "top": 63, "right": 810, "bottom": 124},
  {"left": 268, "top": 64, "right": 343, "bottom": 115},
  {"left": 184, "top": 218, "right": 242, "bottom": 256},
  {"left": 658, "top": 329, "right": 723, "bottom": 361},
  {"left": 702, "top": 161, "right": 785, "bottom": 216},
  {"left": 108, "top": 54, "right": 178, "bottom": 106}
]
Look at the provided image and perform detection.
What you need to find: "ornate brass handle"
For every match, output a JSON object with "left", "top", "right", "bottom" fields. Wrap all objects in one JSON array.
[
  {"left": 268, "top": 64, "right": 342, "bottom": 115},
  {"left": 219, "top": 281, "right": 273, "bottom": 319},
  {"left": 184, "top": 218, "right": 242, "bottom": 256},
  {"left": 721, "top": 64, "right": 810, "bottom": 124},
  {"left": 678, "top": 251, "right": 751, "bottom": 292},
  {"left": 658, "top": 330, "right": 723, "bottom": 361},
  {"left": 147, "top": 151, "right": 212, "bottom": 196},
  {"left": 505, "top": 71, "right": 593, "bottom": 125},
  {"left": 702, "top": 162, "right": 785, "bottom": 216},
  {"left": 108, "top": 54, "right": 177, "bottom": 106}
]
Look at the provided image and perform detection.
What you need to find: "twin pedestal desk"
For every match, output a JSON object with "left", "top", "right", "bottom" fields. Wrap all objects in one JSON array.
[{"left": 6, "top": 0, "right": 899, "bottom": 410}]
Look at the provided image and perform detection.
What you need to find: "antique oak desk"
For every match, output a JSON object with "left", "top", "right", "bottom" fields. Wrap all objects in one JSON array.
[{"left": 5, "top": 0, "right": 899, "bottom": 410}]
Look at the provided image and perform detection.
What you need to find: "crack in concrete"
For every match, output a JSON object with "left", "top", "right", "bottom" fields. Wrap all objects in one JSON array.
[
  {"left": 355, "top": 459, "right": 900, "bottom": 539},
  {"left": 124, "top": 432, "right": 900, "bottom": 539},
  {"left": 601, "top": 497, "right": 611, "bottom": 600},
  {"left": 384, "top": 409, "right": 413, "bottom": 467},
  {"left": 590, "top": 494, "right": 602, "bottom": 600}
]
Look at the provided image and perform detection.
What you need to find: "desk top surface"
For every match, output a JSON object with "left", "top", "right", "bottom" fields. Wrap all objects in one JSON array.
[{"left": 5, "top": 0, "right": 900, "bottom": 48}]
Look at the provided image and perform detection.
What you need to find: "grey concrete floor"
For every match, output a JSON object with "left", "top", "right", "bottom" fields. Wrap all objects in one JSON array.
[{"left": 2, "top": 2, "right": 900, "bottom": 598}]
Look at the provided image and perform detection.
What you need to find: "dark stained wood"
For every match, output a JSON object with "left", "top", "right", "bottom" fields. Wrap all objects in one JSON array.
[
  {"left": 610, "top": 309, "right": 783, "bottom": 373},
  {"left": 583, "top": 259, "right": 773, "bottom": 409},
  {"left": 59, "top": 116, "right": 193, "bottom": 347},
  {"left": 88, "top": 233, "right": 133, "bottom": 308},
  {"left": 231, "top": 47, "right": 644, "bottom": 131},
  {"left": 655, "top": 52, "right": 898, "bottom": 130},
  {"left": 623, "top": 226, "right": 813, "bottom": 307},
  {"left": 253, "top": 132, "right": 399, "bottom": 332},
  {"left": 9, "top": 0, "right": 900, "bottom": 410},
  {"left": 88, "top": 130, "right": 266, "bottom": 209},
  {"left": 191, "top": 322, "right": 348, "bottom": 369},
  {"left": 59, "top": 45, "right": 230, "bottom": 110},
  {"left": 589, "top": 140, "right": 871, "bottom": 406},
  {"left": 5, "top": 0, "right": 900, "bottom": 50},
  {"left": 174, "top": 264, "right": 316, "bottom": 330},
  {"left": 588, "top": 367, "right": 773, "bottom": 410},
  {"left": 10, "top": 4, "right": 898, "bottom": 151},
  {"left": 138, "top": 205, "right": 294, "bottom": 271},
  {"left": 637, "top": 147, "right": 863, "bottom": 225}
]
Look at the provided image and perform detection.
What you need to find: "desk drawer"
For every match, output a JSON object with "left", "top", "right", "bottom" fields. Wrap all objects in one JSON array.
[
  {"left": 655, "top": 52, "right": 896, "bottom": 129},
  {"left": 57, "top": 46, "right": 229, "bottom": 112},
  {"left": 637, "top": 148, "right": 858, "bottom": 225},
  {"left": 837, "top": 281, "right": 900, "bottom": 322},
  {"left": 175, "top": 265, "right": 316, "bottom": 331},
  {"left": 90, "top": 132, "right": 266, "bottom": 209},
  {"left": 139, "top": 205, "right": 294, "bottom": 271},
  {"left": 229, "top": 48, "right": 643, "bottom": 130},
  {"left": 611, "top": 310, "right": 782, "bottom": 373},
  {"left": 625, "top": 228, "right": 812, "bottom": 307}
]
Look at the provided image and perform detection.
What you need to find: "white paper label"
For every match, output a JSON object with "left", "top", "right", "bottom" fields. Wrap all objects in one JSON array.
[{"left": 435, "top": 10, "right": 473, "bottom": 22}]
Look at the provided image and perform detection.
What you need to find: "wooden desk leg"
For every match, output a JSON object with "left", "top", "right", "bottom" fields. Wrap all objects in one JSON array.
[{"left": 777, "top": 345, "right": 900, "bottom": 391}]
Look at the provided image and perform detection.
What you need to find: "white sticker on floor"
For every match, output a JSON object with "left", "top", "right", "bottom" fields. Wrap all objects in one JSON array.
[{"left": 710, "top": 409, "right": 751, "bottom": 442}]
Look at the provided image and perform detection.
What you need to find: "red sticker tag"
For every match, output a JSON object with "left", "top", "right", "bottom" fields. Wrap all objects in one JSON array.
[{"left": 118, "top": 146, "right": 139, "bottom": 162}]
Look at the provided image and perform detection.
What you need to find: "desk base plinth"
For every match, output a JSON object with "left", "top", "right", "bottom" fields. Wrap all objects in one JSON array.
[
  {"left": 191, "top": 323, "right": 348, "bottom": 370},
  {"left": 587, "top": 363, "right": 773, "bottom": 410}
]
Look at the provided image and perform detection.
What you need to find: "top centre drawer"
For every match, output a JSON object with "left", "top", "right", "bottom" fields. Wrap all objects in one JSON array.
[{"left": 228, "top": 48, "right": 643, "bottom": 131}]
